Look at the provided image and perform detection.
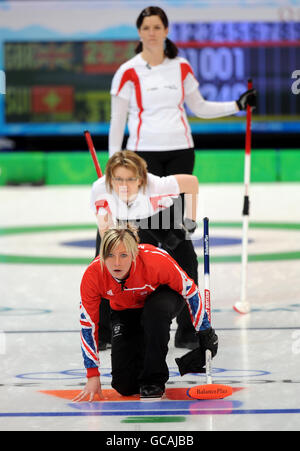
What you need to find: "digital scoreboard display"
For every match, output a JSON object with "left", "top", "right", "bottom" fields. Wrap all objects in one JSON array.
[
  {"left": 4, "top": 41, "right": 137, "bottom": 125},
  {"left": 3, "top": 21, "right": 300, "bottom": 135}
]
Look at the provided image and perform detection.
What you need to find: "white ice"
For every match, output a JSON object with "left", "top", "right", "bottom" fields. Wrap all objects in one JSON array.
[{"left": 0, "top": 183, "right": 300, "bottom": 431}]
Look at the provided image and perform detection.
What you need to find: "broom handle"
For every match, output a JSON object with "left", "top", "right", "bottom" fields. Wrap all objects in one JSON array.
[
  {"left": 84, "top": 130, "right": 103, "bottom": 178},
  {"left": 203, "top": 217, "right": 212, "bottom": 384},
  {"left": 241, "top": 79, "right": 252, "bottom": 304}
]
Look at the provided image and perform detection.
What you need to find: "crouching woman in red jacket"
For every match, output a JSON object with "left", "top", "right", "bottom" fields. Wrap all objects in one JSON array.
[{"left": 73, "top": 227, "right": 218, "bottom": 402}]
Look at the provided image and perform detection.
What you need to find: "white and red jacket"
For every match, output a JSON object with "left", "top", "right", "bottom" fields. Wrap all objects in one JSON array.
[
  {"left": 109, "top": 53, "right": 237, "bottom": 155},
  {"left": 80, "top": 244, "right": 210, "bottom": 378},
  {"left": 90, "top": 173, "right": 179, "bottom": 220}
]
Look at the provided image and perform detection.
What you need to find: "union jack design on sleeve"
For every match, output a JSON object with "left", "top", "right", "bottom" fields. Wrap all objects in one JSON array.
[
  {"left": 174, "top": 262, "right": 207, "bottom": 331},
  {"left": 79, "top": 300, "right": 100, "bottom": 377}
]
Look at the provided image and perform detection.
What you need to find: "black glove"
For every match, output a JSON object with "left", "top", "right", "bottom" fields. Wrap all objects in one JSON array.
[
  {"left": 175, "top": 347, "right": 206, "bottom": 376},
  {"left": 183, "top": 218, "right": 197, "bottom": 234},
  {"left": 175, "top": 328, "right": 218, "bottom": 376},
  {"left": 237, "top": 88, "right": 257, "bottom": 111},
  {"left": 198, "top": 327, "right": 218, "bottom": 357}
]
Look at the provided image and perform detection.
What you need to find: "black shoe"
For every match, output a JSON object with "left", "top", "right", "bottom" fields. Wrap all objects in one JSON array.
[
  {"left": 174, "top": 329, "right": 198, "bottom": 350},
  {"left": 140, "top": 385, "right": 164, "bottom": 401},
  {"left": 98, "top": 341, "right": 112, "bottom": 351}
]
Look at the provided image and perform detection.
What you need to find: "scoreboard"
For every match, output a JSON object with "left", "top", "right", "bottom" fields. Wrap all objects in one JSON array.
[
  {"left": 4, "top": 41, "right": 136, "bottom": 124},
  {"left": 172, "top": 21, "right": 300, "bottom": 123},
  {"left": 3, "top": 21, "right": 300, "bottom": 135}
]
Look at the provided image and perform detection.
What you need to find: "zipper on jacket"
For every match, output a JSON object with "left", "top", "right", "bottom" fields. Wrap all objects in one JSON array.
[{"left": 120, "top": 279, "right": 127, "bottom": 291}]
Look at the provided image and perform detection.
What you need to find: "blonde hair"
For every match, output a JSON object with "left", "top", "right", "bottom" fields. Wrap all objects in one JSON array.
[
  {"left": 105, "top": 150, "right": 148, "bottom": 192},
  {"left": 100, "top": 225, "right": 140, "bottom": 264}
]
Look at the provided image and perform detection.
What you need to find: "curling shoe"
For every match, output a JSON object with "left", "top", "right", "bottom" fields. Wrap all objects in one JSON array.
[{"left": 140, "top": 385, "right": 164, "bottom": 401}]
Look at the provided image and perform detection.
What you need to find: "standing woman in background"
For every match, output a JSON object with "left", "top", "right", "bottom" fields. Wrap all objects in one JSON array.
[{"left": 108, "top": 5, "right": 257, "bottom": 175}]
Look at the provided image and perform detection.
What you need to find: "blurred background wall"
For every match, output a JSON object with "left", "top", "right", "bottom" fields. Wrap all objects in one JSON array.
[{"left": 0, "top": 0, "right": 299, "bottom": 185}]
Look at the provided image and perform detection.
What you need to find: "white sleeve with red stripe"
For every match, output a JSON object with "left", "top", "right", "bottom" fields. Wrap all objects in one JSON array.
[
  {"left": 109, "top": 95, "right": 129, "bottom": 156},
  {"left": 180, "top": 59, "right": 199, "bottom": 95},
  {"left": 185, "top": 88, "right": 238, "bottom": 119},
  {"left": 90, "top": 177, "right": 113, "bottom": 217},
  {"left": 110, "top": 63, "right": 133, "bottom": 100},
  {"left": 181, "top": 59, "right": 238, "bottom": 118}
]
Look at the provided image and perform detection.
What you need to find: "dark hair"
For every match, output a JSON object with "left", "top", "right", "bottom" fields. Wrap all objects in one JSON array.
[{"left": 135, "top": 6, "right": 178, "bottom": 59}]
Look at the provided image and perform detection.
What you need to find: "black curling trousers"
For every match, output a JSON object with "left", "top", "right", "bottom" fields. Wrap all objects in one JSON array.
[
  {"left": 136, "top": 148, "right": 197, "bottom": 336},
  {"left": 110, "top": 285, "right": 185, "bottom": 396},
  {"left": 136, "top": 148, "right": 195, "bottom": 178}
]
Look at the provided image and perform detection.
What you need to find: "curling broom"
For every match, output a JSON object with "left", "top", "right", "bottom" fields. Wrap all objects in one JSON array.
[
  {"left": 188, "top": 217, "right": 233, "bottom": 400},
  {"left": 84, "top": 130, "right": 103, "bottom": 178},
  {"left": 233, "top": 79, "right": 253, "bottom": 315}
]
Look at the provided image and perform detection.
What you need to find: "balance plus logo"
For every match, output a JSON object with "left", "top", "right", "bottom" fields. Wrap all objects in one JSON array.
[
  {"left": 0, "top": 70, "right": 5, "bottom": 95},
  {"left": 291, "top": 70, "right": 300, "bottom": 94}
]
